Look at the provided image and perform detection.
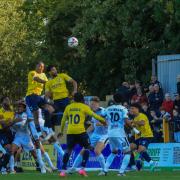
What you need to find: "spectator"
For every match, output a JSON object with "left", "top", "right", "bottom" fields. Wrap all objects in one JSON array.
[
  {"left": 146, "top": 85, "right": 154, "bottom": 97},
  {"left": 150, "top": 75, "right": 162, "bottom": 89},
  {"left": 148, "top": 84, "right": 164, "bottom": 111},
  {"left": 129, "top": 82, "right": 136, "bottom": 99},
  {"left": 177, "top": 75, "right": 180, "bottom": 95},
  {"left": 159, "top": 106, "right": 171, "bottom": 121},
  {"left": 174, "top": 93, "right": 180, "bottom": 112},
  {"left": 172, "top": 109, "right": 180, "bottom": 142},
  {"left": 141, "top": 103, "right": 151, "bottom": 120},
  {"left": 135, "top": 80, "right": 142, "bottom": 91},
  {"left": 149, "top": 109, "right": 163, "bottom": 142},
  {"left": 162, "top": 93, "right": 174, "bottom": 116},
  {"left": 131, "top": 88, "right": 148, "bottom": 105},
  {"left": 116, "top": 82, "right": 130, "bottom": 103}
]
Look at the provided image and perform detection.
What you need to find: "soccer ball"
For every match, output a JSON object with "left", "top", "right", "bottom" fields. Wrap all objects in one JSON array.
[{"left": 68, "top": 37, "right": 78, "bottom": 47}]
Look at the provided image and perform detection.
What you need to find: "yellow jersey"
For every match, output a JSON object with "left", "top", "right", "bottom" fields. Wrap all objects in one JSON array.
[
  {"left": 45, "top": 73, "right": 72, "bottom": 100},
  {"left": 134, "top": 113, "right": 153, "bottom": 139},
  {"left": 61, "top": 102, "right": 105, "bottom": 134},
  {"left": 0, "top": 107, "right": 14, "bottom": 130},
  {"left": 26, "top": 71, "right": 48, "bottom": 96}
]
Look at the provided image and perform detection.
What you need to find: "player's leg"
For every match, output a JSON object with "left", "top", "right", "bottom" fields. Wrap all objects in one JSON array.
[
  {"left": 137, "top": 138, "right": 155, "bottom": 171},
  {"left": 40, "top": 143, "right": 57, "bottom": 171},
  {"left": 118, "top": 137, "right": 131, "bottom": 176},
  {"left": 104, "top": 137, "right": 119, "bottom": 174},
  {"left": 129, "top": 142, "right": 138, "bottom": 170},
  {"left": 0, "top": 151, "right": 10, "bottom": 174},
  {"left": 67, "top": 149, "right": 85, "bottom": 174},
  {"left": 14, "top": 148, "right": 23, "bottom": 172},
  {"left": 59, "top": 134, "right": 76, "bottom": 177},
  {"left": 78, "top": 133, "right": 92, "bottom": 177},
  {"left": 9, "top": 143, "right": 18, "bottom": 173},
  {"left": 94, "top": 138, "right": 107, "bottom": 175}
]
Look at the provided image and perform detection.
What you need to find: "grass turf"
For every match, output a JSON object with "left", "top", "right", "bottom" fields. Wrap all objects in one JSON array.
[{"left": 0, "top": 171, "right": 180, "bottom": 180}]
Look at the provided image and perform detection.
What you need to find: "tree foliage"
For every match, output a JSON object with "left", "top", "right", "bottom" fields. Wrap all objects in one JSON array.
[{"left": 0, "top": 0, "right": 179, "bottom": 99}]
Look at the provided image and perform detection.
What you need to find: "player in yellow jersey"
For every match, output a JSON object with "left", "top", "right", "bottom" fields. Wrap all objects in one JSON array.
[
  {"left": 59, "top": 93, "right": 106, "bottom": 177},
  {"left": 25, "top": 62, "right": 55, "bottom": 173},
  {"left": 45, "top": 65, "right": 77, "bottom": 135},
  {"left": 130, "top": 103, "right": 155, "bottom": 171},
  {"left": 0, "top": 97, "right": 15, "bottom": 151},
  {"left": 26, "top": 62, "right": 54, "bottom": 127}
]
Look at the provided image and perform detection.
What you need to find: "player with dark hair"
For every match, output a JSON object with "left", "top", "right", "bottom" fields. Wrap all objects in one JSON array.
[
  {"left": 59, "top": 93, "right": 106, "bottom": 177},
  {"left": 45, "top": 65, "right": 77, "bottom": 135},
  {"left": 130, "top": 103, "right": 155, "bottom": 171},
  {"left": 103, "top": 93, "right": 137, "bottom": 176},
  {"left": 25, "top": 62, "right": 54, "bottom": 173},
  {"left": 68, "top": 96, "right": 108, "bottom": 175}
]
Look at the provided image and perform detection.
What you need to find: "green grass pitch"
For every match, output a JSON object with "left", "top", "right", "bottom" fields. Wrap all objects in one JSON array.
[{"left": 0, "top": 171, "right": 180, "bottom": 180}]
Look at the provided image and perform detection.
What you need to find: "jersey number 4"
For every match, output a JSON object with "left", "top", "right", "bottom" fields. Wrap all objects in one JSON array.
[{"left": 69, "top": 114, "right": 80, "bottom": 124}]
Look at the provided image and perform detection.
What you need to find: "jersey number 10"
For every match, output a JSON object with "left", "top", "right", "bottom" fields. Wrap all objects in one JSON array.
[
  {"left": 110, "top": 112, "right": 120, "bottom": 122},
  {"left": 69, "top": 114, "right": 80, "bottom": 124}
]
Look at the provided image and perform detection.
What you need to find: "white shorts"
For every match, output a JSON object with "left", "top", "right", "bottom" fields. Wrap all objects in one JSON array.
[
  {"left": 109, "top": 137, "right": 130, "bottom": 152},
  {"left": 13, "top": 134, "right": 34, "bottom": 152},
  {"left": 90, "top": 134, "right": 108, "bottom": 147}
]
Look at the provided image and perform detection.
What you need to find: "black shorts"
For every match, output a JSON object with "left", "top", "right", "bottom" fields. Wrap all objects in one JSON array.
[
  {"left": 52, "top": 98, "right": 70, "bottom": 126},
  {"left": 0, "top": 130, "right": 14, "bottom": 146},
  {"left": 134, "top": 137, "right": 153, "bottom": 149},
  {"left": 66, "top": 132, "right": 90, "bottom": 150}
]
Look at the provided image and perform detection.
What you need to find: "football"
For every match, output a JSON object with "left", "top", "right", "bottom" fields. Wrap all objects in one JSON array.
[{"left": 68, "top": 37, "right": 78, "bottom": 47}]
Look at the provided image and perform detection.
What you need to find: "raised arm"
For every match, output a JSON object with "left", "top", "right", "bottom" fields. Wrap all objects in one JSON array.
[{"left": 69, "top": 79, "right": 78, "bottom": 96}]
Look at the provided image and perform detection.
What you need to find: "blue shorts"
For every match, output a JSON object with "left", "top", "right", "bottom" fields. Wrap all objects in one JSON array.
[
  {"left": 134, "top": 137, "right": 152, "bottom": 148},
  {"left": 52, "top": 98, "right": 70, "bottom": 125},
  {"left": 26, "top": 94, "right": 47, "bottom": 112}
]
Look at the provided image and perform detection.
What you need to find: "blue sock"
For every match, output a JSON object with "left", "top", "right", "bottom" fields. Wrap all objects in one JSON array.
[
  {"left": 62, "top": 152, "right": 70, "bottom": 170},
  {"left": 81, "top": 150, "right": 89, "bottom": 168},
  {"left": 140, "top": 151, "right": 151, "bottom": 162}
]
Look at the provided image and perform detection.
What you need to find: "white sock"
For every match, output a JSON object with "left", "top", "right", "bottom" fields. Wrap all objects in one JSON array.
[
  {"left": 72, "top": 154, "right": 83, "bottom": 168},
  {"left": 104, "top": 153, "right": 116, "bottom": 172},
  {"left": 53, "top": 142, "right": 64, "bottom": 157},
  {"left": 43, "top": 152, "right": 55, "bottom": 169},
  {"left": 36, "top": 149, "right": 44, "bottom": 168},
  {"left": 9, "top": 155, "right": 15, "bottom": 172},
  {"left": 97, "top": 154, "right": 106, "bottom": 171},
  {"left": 119, "top": 154, "right": 130, "bottom": 173}
]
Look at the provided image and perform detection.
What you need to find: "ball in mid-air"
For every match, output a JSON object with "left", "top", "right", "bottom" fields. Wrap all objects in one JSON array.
[{"left": 68, "top": 37, "right": 78, "bottom": 47}]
